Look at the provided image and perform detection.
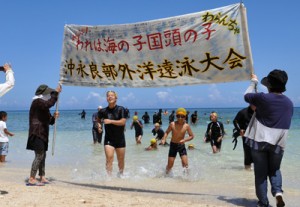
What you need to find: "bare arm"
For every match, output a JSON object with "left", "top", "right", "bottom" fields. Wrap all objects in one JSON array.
[{"left": 4, "top": 128, "right": 14, "bottom": 136}]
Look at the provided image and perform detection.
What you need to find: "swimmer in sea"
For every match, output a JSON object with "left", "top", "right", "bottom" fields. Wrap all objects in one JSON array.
[
  {"left": 145, "top": 138, "right": 158, "bottom": 151},
  {"left": 161, "top": 107, "right": 194, "bottom": 174},
  {"left": 130, "top": 115, "right": 143, "bottom": 144}
]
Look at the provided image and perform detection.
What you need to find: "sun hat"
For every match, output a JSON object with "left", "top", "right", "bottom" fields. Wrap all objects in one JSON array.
[
  {"left": 35, "top": 84, "right": 54, "bottom": 95},
  {"left": 176, "top": 107, "right": 187, "bottom": 116},
  {"left": 150, "top": 138, "right": 157, "bottom": 144},
  {"left": 261, "top": 69, "right": 288, "bottom": 92}
]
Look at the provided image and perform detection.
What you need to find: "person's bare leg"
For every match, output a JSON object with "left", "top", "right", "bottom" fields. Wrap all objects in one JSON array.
[
  {"left": 116, "top": 147, "right": 125, "bottom": 175},
  {"left": 0, "top": 155, "right": 6, "bottom": 162},
  {"left": 104, "top": 145, "right": 115, "bottom": 175},
  {"left": 212, "top": 146, "right": 218, "bottom": 153},
  {"left": 137, "top": 135, "right": 142, "bottom": 144},
  {"left": 166, "top": 157, "right": 175, "bottom": 174},
  {"left": 40, "top": 176, "right": 49, "bottom": 183},
  {"left": 181, "top": 155, "right": 189, "bottom": 174}
]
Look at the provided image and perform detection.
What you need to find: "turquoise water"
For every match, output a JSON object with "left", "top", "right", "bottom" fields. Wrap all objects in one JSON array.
[{"left": 2, "top": 108, "right": 300, "bottom": 205}]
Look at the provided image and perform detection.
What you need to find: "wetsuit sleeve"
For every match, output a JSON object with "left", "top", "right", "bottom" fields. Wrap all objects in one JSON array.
[
  {"left": 220, "top": 122, "right": 225, "bottom": 136},
  {"left": 205, "top": 123, "right": 211, "bottom": 137},
  {"left": 233, "top": 111, "right": 242, "bottom": 132},
  {"left": 98, "top": 109, "right": 104, "bottom": 120},
  {"left": 152, "top": 128, "right": 156, "bottom": 135}
]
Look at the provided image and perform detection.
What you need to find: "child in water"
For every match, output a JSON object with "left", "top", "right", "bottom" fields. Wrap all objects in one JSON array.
[
  {"left": 161, "top": 108, "right": 194, "bottom": 174},
  {"left": 145, "top": 138, "right": 158, "bottom": 151},
  {"left": 130, "top": 115, "right": 143, "bottom": 144}
]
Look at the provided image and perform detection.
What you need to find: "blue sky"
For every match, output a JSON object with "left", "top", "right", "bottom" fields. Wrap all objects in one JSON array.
[{"left": 1, "top": 0, "right": 299, "bottom": 110}]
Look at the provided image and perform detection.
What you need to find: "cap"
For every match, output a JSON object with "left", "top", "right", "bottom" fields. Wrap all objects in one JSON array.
[
  {"left": 176, "top": 107, "right": 187, "bottom": 116},
  {"left": 35, "top": 84, "right": 55, "bottom": 95},
  {"left": 261, "top": 69, "right": 288, "bottom": 92},
  {"left": 150, "top": 138, "right": 157, "bottom": 144},
  {"left": 133, "top": 115, "right": 138, "bottom": 121},
  {"left": 188, "top": 144, "right": 195, "bottom": 149}
]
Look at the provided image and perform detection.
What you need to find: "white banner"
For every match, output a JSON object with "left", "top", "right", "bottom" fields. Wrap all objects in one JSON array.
[{"left": 60, "top": 3, "right": 253, "bottom": 87}]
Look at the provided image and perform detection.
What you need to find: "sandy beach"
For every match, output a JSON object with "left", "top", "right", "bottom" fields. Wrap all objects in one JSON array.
[
  {"left": 0, "top": 179, "right": 249, "bottom": 207},
  {"left": 1, "top": 161, "right": 300, "bottom": 207},
  {"left": 0, "top": 166, "right": 254, "bottom": 207},
  {"left": 0, "top": 165, "right": 275, "bottom": 207}
]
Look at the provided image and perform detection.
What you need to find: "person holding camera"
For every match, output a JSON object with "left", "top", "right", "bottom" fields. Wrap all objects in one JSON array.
[{"left": 0, "top": 63, "right": 15, "bottom": 97}]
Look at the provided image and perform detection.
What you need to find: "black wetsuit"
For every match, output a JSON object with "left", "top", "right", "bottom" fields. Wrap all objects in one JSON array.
[
  {"left": 98, "top": 105, "right": 126, "bottom": 148},
  {"left": 205, "top": 121, "right": 225, "bottom": 149},
  {"left": 152, "top": 128, "right": 164, "bottom": 140},
  {"left": 132, "top": 120, "right": 143, "bottom": 137},
  {"left": 233, "top": 106, "right": 254, "bottom": 165},
  {"left": 142, "top": 113, "right": 150, "bottom": 124},
  {"left": 153, "top": 113, "right": 158, "bottom": 124},
  {"left": 168, "top": 113, "right": 175, "bottom": 123},
  {"left": 191, "top": 113, "right": 198, "bottom": 124}
]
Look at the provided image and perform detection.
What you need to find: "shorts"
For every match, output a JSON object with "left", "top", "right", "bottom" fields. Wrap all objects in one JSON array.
[
  {"left": 168, "top": 142, "right": 187, "bottom": 158},
  {"left": 0, "top": 142, "right": 9, "bottom": 155},
  {"left": 135, "top": 130, "right": 143, "bottom": 137},
  {"left": 210, "top": 138, "right": 222, "bottom": 149},
  {"left": 104, "top": 138, "right": 126, "bottom": 148}
]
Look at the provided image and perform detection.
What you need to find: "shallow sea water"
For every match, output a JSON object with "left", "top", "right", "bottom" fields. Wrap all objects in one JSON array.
[{"left": 2, "top": 108, "right": 300, "bottom": 206}]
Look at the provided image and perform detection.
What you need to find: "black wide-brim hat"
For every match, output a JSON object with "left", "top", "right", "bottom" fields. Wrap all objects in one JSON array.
[
  {"left": 261, "top": 69, "right": 288, "bottom": 92},
  {"left": 35, "top": 84, "right": 55, "bottom": 95}
]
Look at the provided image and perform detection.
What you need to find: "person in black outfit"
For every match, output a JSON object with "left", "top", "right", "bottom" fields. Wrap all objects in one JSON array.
[
  {"left": 79, "top": 110, "right": 86, "bottom": 119},
  {"left": 233, "top": 105, "right": 255, "bottom": 170},
  {"left": 98, "top": 91, "right": 127, "bottom": 176},
  {"left": 190, "top": 111, "right": 198, "bottom": 125},
  {"left": 157, "top": 109, "right": 163, "bottom": 125},
  {"left": 92, "top": 106, "right": 103, "bottom": 144},
  {"left": 142, "top": 112, "right": 150, "bottom": 124},
  {"left": 152, "top": 112, "right": 158, "bottom": 125},
  {"left": 168, "top": 110, "right": 175, "bottom": 123},
  {"left": 204, "top": 112, "right": 225, "bottom": 153},
  {"left": 152, "top": 123, "right": 168, "bottom": 145},
  {"left": 185, "top": 111, "right": 190, "bottom": 124}
]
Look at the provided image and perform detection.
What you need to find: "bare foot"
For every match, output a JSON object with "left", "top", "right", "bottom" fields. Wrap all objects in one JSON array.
[{"left": 40, "top": 177, "right": 50, "bottom": 183}]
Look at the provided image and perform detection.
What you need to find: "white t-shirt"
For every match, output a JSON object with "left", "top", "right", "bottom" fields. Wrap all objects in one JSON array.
[
  {"left": 0, "top": 69, "right": 15, "bottom": 97},
  {"left": 0, "top": 120, "right": 9, "bottom": 142}
]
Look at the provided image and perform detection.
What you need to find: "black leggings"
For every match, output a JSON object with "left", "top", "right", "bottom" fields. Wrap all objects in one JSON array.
[{"left": 30, "top": 150, "right": 46, "bottom": 177}]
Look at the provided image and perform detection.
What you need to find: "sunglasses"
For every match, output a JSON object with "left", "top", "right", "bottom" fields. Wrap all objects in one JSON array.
[{"left": 176, "top": 115, "right": 186, "bottom": 119}]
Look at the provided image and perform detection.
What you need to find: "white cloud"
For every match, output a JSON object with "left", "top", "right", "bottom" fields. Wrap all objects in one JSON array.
[
  {"left": 156, "top": 91, "right": 170, "bottom": 101},
  {"left": 121, "top": 92, "right": 136, "bottom": 102},
  {"left": 208, "top": 84, "right": 222, "bottom": 101},
  {"left": 86, "top": 92, "right": 106, "bottom": 102},
  {"left": 65, "top": 96, "right": 79, "bottom": 106}
]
